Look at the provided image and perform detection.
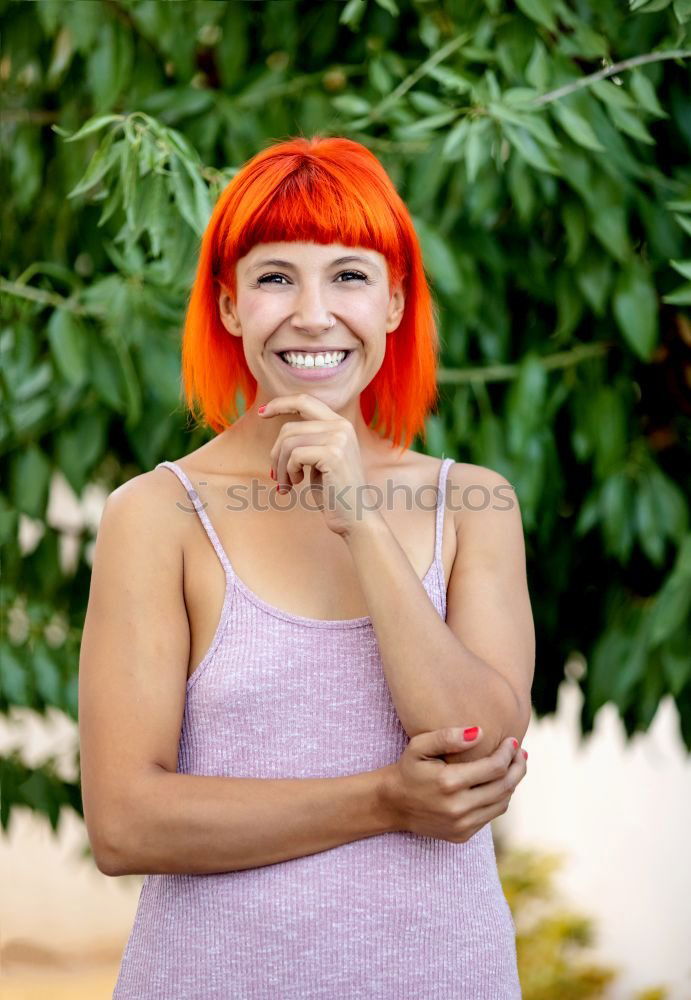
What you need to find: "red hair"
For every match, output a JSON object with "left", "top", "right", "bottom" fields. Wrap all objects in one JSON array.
[{"left": 181, "top": 135, "right": 440, "bottom": 453}]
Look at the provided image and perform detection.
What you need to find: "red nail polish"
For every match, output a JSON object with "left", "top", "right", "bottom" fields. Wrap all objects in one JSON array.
[
  {"left": 258, "top": 404, "right": 266, "bottom": 413},
  {"left": 511, "top": 738, "right": 518, "bottom": 749},
  {"left": 463, "top": 727, "right": 479, "bottom": 741},
  {"left": 270, "top": 468, "right": 274, "bottom": 479},
  {"left": 522, "top": 749, "right": 528, "bottom": 760}
]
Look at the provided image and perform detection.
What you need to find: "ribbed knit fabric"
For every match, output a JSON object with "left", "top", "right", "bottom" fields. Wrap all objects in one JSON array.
[{"left": 112, "top": 457, "right": 521, "bottom": 1000}]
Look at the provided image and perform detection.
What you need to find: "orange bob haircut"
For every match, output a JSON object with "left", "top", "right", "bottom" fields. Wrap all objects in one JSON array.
[{"left": 181, "top": 135, "right": 440, "bottom": 453}]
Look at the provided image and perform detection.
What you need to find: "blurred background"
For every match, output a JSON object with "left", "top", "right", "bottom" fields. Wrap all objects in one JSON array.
[{"left": 1, "top": 1, "right": 690, "bottom": 997}]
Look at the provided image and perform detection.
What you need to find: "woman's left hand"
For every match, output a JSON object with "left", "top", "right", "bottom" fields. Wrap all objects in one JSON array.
[{"left": 259, "top": 393, "right": 371, "bottom": 537}]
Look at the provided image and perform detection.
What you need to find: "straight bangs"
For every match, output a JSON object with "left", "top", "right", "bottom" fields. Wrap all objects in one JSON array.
[{"left": 182, "top": 136, "right": 441, "bottom": 453}]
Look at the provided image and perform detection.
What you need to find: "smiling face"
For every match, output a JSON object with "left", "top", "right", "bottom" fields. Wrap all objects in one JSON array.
[{"left": 216, "top": 241, "right": 405, "bottom": 415}]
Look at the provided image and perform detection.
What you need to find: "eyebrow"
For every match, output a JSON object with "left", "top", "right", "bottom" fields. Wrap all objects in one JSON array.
[{"left": 249, "top": 255, "right": 380, "bottom": 274}]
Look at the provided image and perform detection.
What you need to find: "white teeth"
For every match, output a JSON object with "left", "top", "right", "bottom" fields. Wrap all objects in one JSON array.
[{"left": 280, "top": 351, "right": 347, "bottom": 369}]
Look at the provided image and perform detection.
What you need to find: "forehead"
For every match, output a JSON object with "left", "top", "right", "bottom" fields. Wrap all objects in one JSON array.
[{"left": 241, "top": 242, "right": 384, "bottom": 272}]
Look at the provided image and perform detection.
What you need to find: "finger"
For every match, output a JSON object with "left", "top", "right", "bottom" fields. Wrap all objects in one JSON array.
[
  {"left": 273, "top": 434, "right": 309, "bottom": 489},
  {"left": 275, "top": 435, "right": 331, "bottom": 492},
  {"left": 413, "top": 726, "right": 483, "bottom": 759},
  {"left": 445, "top": 736, "right": 517, "bottom": 790},
  {"left": 461, "top": 751, "right": 526, "bottom": 813},
  {"left": 454, "top": 796, "right": 513, "bottom": 842},
  {"left": 259, "top": 394, "right": 338, "bottom": 421}
]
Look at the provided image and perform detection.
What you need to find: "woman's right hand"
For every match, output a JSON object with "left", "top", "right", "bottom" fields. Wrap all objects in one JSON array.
[{"left": 382, "top": 727, "right": 527, "bottom": 843}]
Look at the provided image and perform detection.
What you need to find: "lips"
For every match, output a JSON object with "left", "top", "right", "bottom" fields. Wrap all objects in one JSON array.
[{"left": 272, "top": 347, "right": 356, "bottom": 380}]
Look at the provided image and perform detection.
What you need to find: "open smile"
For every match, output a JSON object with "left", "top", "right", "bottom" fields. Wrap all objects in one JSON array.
[{"left": 272, "top": 349, "right": 356, "bottom": 381}]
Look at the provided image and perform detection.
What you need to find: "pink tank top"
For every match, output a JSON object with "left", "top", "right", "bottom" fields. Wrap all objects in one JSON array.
[{"left": 112, "top": 456, "right": 521, "bottom": 999}]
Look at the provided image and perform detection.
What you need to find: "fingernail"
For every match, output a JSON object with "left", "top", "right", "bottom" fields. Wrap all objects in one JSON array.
[
  {"left": 258, "top": 404, "right": 266, "bottom": 413},
  {"left": 463, "top": 726, "right": 479, "bottom": 741},
  {"left": 522, "top": 749, "right": 528, "bottom": 760},
  {"left": 511, "top": 738, "right": 518, "bottom": 750},
  {"left": 270, "top": 468, "right": 275, "bottom": 479}
]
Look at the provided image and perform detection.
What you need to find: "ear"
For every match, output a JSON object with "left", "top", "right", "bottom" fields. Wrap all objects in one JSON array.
[
  {"left": 385, "top": 280, "right": 405, "bottom": 334},
  {"left": 216, "top": 281, "right": 242, "bottom": 338}
]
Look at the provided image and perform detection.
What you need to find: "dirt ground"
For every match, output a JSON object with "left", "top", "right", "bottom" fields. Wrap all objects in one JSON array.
[{"left": 0, "top": 965, "right": 121, "bottom": 999}]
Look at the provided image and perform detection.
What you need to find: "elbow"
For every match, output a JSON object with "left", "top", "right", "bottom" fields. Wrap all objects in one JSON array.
[
  {"left": 85, "top": 809, "right": 133, "bottom": 877},
  {"left": 95, "top": 847, "right": 126, "bottom": 877},
  {"left": 434, "top": 676, "right": 527, "bottom": 762},
  {"left": 90, "top": 829, "right": 128, "bottom": 877}
]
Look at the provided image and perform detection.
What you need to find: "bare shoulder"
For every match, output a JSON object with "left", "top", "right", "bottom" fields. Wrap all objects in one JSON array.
[
  {"left": 445, "top": 461, "right": 519, "bottom": 537},
  {"left": 103, "top": 465, "right": 192, "bottom": 539},
  {"left": 107, "top": 464, "right": 187, "bottom": 509}
]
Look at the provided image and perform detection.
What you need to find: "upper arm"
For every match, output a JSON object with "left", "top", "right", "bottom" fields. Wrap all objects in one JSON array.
[
  {"left": 78, "top": 470, "right": 191, "bottom": 871},
  {"left": 445, "top": 463, "right": 535, "bottom": 737}
]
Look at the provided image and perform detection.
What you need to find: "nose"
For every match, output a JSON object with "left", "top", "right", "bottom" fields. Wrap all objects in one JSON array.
[{"left": 289, "top": 280, "right": 334, "bottom": 334}]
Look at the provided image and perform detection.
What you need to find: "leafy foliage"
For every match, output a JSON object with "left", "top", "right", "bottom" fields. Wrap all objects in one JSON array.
[
  {"left": 497, "top": 842, "right": 672, "bottom": 998},
  {"left": 1, "top": 0, "right": 690, "bottom": 832}
]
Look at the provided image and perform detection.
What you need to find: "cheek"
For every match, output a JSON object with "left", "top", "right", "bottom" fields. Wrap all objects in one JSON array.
[{"left": 246, "top": 297, "right": 281, "bottom": 327}]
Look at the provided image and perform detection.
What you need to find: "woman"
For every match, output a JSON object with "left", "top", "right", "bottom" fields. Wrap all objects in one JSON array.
[{"left": 79, "top": 136, "right": 534, "bottom": 999}]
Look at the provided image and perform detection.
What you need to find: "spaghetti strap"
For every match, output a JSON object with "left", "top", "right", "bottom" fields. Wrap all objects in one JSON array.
[
  {"left": 434, "top": 458, "right": 455, "bottom": 565},
  {"left": 156, "top": 461, "right": 234, "bottom": 583}
]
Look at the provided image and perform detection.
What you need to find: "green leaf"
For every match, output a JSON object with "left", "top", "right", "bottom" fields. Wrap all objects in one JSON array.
[
  {"left": 0, "top": 493, "right": 19, "bottom": 546},
  {"left": 591, "top": 79, "right": 637, "bottom": 111},
  {"left": 33, "top": 643, "right": 63, "bottom": 706},
  {"left": 340, "top": 0, "right": 367, "bottom": 29},
  {"left": 55, "top": 410, "right": 108, "bottom": 493},
  {"left": 489, "top": 102, "right": 561, "bottom": 148},
  {"left": 554, "top": 268, "right": 585, "bottom": 336},
  {"left": 673, "top": 213, "right": 691, "bottom": 237},
  {"left": 503, "top": 122, "right": 560, "bottom": 175},
  {"left": 590, "top": 203, "right": 631, "bottom": 264},
  {"left": 662, "top": 281, "right": 691, "bottom": 305},
  {"left": 661, "top": 627, "right": 690, "bottom": 695},
  {"left": 55, "top": 114, "right": 123, "bottom": 143},
  {"left": 606, "top": 104, "right": 656, "bottom": 145},
  {"left": 373, "top": 0, "right": 399, "bottom": 15},
  {"left": 649, "top": 571, "right": 691, "bottom": 648},
  {"left": 331, "top": 94, "right": 371, "bottom": 116},
  {"left": 635, "top": 470, "right": 666, "bottom": 564},
  {"left": 612, "top": 259, "right": 659, "bottom": 360},
  {"left": 465, "top": 119, "right": 491, "bottom": 182},
  {"left": 649, "top": 465, "right": 689, "bottom": 541},
  {"left": 0, "top": 643, "right": 30, "bottom": 706},
  {"left": 631, "top": 0, "right": 674, "bottom": 10},
  {"left": 505, "top": 353, "right": 548, "bottom": 455},
  {"left": 10, "top": 445, "right": 52, "bottom": 519},
  {"left": 169, "top": 158, "right": 211, "bottom": 236},
  {"left": 592, "top": 388, "right": 627, "bottom": 477},
  {"left": 120, "top": 141, "right": 138, "bottom": 231},
  {"left": 394, "top": 110, "right": 459, "bottom": 138},
  {"left": 514, "top": 0, "right": 558, "bottom": 31},
  {"left": 507, "top": 153, "right": 536, "bottom": 223},
  {"left": 562, "top": 201, "right": 588, "bottom": 264},
  {"left": 441, "top": 117, "right": 470, "bottom": 161},
  {"left": 576, "top": 251, "right": 613, "bottom": 316},
  {"left": 46, "top": 309, "right": 89, "bottom": 387},
  {"left": 67, "top": 130, "right": 119, "bottom": 199},
  {"left": 412, "top": 216, "right": 464, "bottom": 296},
  {"left": 629, "top": 69, "right": 669, "bottom": 118},
  {"left": 89, "top": 336, "right": 126, "bottom": 411},
  {"left": 425, "top": 65, "right": 472, "bottom": 95},
  {"left": 525, "top": 39, "right": 550, "bottom": 91},
  {"left": 600, "top": 472, "right": 635, "bottom": 560},
  {"left": 551, "top": 102, "right": 605, "bottom": 151},
  {"left": 670, "top": 259, "right": 691, "bottom": 279}
]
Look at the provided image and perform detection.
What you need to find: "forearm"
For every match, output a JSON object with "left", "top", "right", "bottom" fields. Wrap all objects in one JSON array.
[
  {"left": 344, "top": 513, "right": 522, "bottom": 754},
  {"left": 101, "top": 766, "right": 397, "bottom": 877}
]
